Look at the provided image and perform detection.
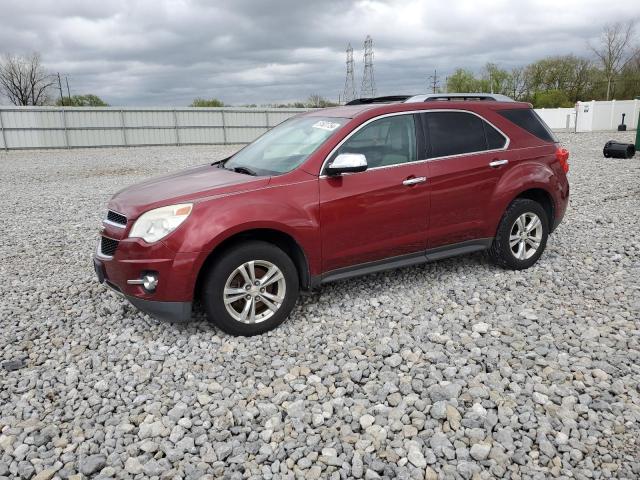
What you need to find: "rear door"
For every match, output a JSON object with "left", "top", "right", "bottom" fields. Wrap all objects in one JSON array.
[
  {"left": 421, "top": 110, "right": 516, "bottom": 248},
  {"left": 319, "top": 113, "right": 429, "bottom": 272}
]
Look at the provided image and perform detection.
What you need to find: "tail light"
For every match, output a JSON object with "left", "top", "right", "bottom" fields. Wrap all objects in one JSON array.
[{"left": 556, "top": 147, "right": 569, "bottom": 173}]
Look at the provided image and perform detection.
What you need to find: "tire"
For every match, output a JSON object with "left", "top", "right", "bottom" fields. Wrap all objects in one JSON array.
[
  {"left": 488, "top": 198, "right": 549, "bottom": 270},
  {"left": 202, "top": 241, "right": 299, "bottom": 336}
]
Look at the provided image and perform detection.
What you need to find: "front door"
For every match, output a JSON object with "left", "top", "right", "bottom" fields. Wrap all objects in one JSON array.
[{"left": 319, "top": 113, "right": 429, "bottom": 272}]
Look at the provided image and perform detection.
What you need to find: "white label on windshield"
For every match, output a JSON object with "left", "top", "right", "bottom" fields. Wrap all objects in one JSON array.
[{"left": 312, "top": 120, "right": 340, "bottom": 131}]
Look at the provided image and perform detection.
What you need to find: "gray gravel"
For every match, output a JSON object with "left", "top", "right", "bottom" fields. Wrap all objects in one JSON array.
[{"left": 1, "top": 132, "right": 639, "bottom": 480}]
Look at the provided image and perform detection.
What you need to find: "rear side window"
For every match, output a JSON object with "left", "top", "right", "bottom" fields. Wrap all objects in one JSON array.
[
  {"left": 423, "top": 111, "right": 506, "bottom": 158},
  {"left": 498, "top": 108, "right": 556, "bottom": 143},
  {"left": 484, "top": 122, "right": 507, "bottom": 149}
]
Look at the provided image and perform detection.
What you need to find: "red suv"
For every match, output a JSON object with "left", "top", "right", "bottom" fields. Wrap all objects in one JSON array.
[{"left": 94, "top": 93, "right": 569, "bottom": 336}]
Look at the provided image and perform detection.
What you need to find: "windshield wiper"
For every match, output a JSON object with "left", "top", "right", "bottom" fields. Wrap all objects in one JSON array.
[{"left": 229, "top": 166, "right": 257, "bottom": 176}]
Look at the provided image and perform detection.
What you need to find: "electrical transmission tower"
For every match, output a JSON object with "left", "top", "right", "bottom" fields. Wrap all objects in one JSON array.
[
  {"left": 428, "top": 69, "right": 440, "bottom": 93},
  {"left": 360, "top": 35, "right": 376, "bottom": 98},
  {"left": 342, "top": 44, "right": 356, "bottom": 104}
]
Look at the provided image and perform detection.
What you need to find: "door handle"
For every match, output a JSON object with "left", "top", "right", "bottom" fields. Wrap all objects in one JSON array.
[
  {"left": 403, "top": 176, "right": 427, "bottom": 186},
  {"left": 489, "top": 159, "right": 509, "bottom": 168}
]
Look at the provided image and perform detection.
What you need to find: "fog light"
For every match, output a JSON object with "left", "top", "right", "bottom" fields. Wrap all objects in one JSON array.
[
  {"left": 142, "top": 274, "right": 158, "bottom": 292},
  {"left": 127, "top": 271, "right": 158, "bottom": 293}
]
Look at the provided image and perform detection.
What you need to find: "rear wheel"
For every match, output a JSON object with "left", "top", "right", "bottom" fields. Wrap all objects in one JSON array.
[
  {"left": 489, "top": 198, "right": 549, "bottom": 270},
  {"left": 202, "top": 241, "right": 299, "bottom": 336}
]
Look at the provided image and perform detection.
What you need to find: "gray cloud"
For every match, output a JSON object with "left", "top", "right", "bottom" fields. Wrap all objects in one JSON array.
[{"left": 1, "top": 0, "right": 638, "bottom": 105}]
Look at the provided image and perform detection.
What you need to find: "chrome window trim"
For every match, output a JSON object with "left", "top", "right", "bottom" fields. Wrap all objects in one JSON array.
[{"left": 319, "top": 109, "right": 510, "bottom": 177}]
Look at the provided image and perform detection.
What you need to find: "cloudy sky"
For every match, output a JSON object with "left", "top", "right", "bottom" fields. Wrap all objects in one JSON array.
[{"left": 1, "top": 0, "right": 639, "bottom": 106}]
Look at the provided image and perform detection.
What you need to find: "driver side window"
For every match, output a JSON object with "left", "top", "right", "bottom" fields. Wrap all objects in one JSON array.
[{"left": 335, "top": 114, "right": 417, "bottom": 168}]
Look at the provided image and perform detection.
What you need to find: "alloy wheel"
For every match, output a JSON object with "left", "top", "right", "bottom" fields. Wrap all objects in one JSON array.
[
  {"left": 509, "top": 212, "right": 543, "bottom": 260},
  {"left": 223, "top": 260, "right": 286, "bottom": 324}
]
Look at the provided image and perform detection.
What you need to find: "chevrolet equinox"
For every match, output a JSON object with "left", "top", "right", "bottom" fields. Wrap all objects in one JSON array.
[{"left": 94, "top": 93, "right": 570, "bottom": 336}]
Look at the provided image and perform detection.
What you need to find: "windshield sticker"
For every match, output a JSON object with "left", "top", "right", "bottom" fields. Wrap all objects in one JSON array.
[{"left": 312, "top": 120, "right": 341, "bottom": 131}]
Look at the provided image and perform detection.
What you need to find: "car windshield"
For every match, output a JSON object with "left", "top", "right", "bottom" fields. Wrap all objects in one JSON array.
[{"left": 223, "top": 116, "right": 348, "bottom": 176}]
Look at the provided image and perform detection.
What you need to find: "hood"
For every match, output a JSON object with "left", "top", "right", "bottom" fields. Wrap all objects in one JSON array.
[{"left": 108, "top": 164, "right": 270, "bottom": 218}]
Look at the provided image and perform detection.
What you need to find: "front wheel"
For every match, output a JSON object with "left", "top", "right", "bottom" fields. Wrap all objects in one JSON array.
[
  {"left": 488, "top": 198, "right": 549, "bottom": 270},
  {"left": 202, "top": 241, "right": 299, "bottom": 336}
]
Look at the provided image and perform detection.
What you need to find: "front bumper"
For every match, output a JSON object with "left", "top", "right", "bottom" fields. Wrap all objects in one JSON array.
[
  {"left": 127, "top": 295, "right": 192, "bottom": 323},
  {"left": 93, "top": 237, "right": 197, "bottom": 323}
]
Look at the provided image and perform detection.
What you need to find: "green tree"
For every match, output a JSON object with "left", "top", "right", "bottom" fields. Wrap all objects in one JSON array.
[
  {"left": 56, "top": 94, "right": 108, "bottom": 106},
  {"left": 532, "top": 90, "right": 573, "bottom": 108},
  {"left": 524, "top": 55, "right": 597, "bottom": 103},
  {"left": 484, "top": 63, "right": 511, "bottom": 95},
  {"left": 446, "top": 69, "right": 482, "bottom": 93},
  {"left": 615, "top": 53, "right": 640, "bottom": 99},
  {"left": 190, "top": 97, "right": 225, "bottom": 107}
]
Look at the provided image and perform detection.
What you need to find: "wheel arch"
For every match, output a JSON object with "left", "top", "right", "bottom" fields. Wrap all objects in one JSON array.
[
  {"left": 194, "top": 228, "right": 311, "bottom": 301},
  {"left": 511, "top": 187, "right": 555, "bottom": 231}
]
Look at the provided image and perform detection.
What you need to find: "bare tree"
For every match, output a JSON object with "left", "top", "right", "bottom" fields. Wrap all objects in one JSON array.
[
  {"left": 0, "top": 53, "right": 54, "bottom": 106},
  {"left": 508, "top": 67, "right": 528, "bottom": 101},
  {"left": 590, "top": 21, "right": 637, "bottom": 100}
]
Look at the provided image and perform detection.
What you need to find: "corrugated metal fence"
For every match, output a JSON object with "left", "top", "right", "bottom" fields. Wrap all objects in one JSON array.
[
  {"left": 0, "top": 107, "right": 309, "bottom": 150},
  {"left": 2, "top": 101, "right": 638, "bottom": 150}
]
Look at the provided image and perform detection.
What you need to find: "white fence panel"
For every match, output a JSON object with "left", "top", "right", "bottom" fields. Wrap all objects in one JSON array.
[
  {"left": 576, "top": 99, "right": 639, "bottom": 132},
  {"left": 176, "top": 110, "right": 224, "bottom": 127},
  {"left": 591, "top": 102, "right": 614, "bottom": 131},
  {"left": 179, "top": 127, "right": 225, "bottom": 144},
  {"left": 535, "top": 108, "right": 575, "bottom": 130},
  {"left": 124, "top": 110, "right": 174, "bottom": 127},
  {"left": 126, "top": 128, "right": 176, "bottom": 146},
  {"left": 65, "top": 110, "right": 122, "bottom": 128},
  {"left": 68, "top": 129, "right": 124, "bottom": 147},
  {"left": 224, "top": 110, "right": 268, "bottom": 127},
  {"left": 0, "top": 107, "right": 307, "bottom": 149},
  {"left": 0, "top": 111, "right": 5, "bottom": 149},
  {"left": 226, "top": 127, "right": 268, "bottom": 144},
  {"left": 5, "top": 128, "right": 67, "bottom": 148}
]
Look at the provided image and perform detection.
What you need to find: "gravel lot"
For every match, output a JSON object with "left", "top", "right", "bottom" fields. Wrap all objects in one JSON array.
[{"left": 1, "top": 131, "right": 639, "bottom": 480}]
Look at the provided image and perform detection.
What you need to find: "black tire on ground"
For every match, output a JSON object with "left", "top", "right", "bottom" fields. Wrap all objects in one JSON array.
[
  {"left": 488, "top": 198, "right": 549, "bottom": 270},
  {"left": 202, "top": 241, "right": 299, "bottom": 336}
]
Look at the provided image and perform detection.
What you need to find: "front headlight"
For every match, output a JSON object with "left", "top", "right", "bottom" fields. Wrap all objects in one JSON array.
[{"left": 129, "top": 204, "right": 193, "bottom": 243}]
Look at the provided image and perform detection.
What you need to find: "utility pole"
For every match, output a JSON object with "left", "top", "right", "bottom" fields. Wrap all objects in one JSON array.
[
  {"left": 428, "top": 69, "right": 439, "bottom": 93},
  {"left": 56, "top": 73, "right": 64, "bottom": 105},
  {"left": 65, "top": 76, "right": 71, "bottom": 103}
]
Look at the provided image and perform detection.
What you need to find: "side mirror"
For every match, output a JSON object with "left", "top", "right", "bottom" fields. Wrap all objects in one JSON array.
[{"left": 325, "top": 153, "right": 368, "bottom": 176}]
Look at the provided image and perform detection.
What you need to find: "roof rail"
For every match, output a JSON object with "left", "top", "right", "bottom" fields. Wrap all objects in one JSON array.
[
  {"left": 405, "top": 93, "right": 515, "bottom": 103},
  {"left": 345, "top": 95, "right": 413, "bottom": 105}
]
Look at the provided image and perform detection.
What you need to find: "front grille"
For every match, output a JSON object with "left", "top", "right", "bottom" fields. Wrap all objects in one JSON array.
[
  {"left": 106, "top": 210, "right": 127, "bottom": 226},
  {"left": 100, "top": 236, "right": 119, "bottom": 257}
]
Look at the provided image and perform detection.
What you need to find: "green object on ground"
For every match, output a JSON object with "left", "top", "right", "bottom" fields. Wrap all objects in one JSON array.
[{"left": 636, "top": 112, "right": 640, "bottom": 151}]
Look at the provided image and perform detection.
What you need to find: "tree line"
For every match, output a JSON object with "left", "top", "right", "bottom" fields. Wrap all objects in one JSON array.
[
  {"left": 446, "top": 21, "right": 639, "bottom": 107},
  {"left": 188, "top": 94, "right": 338, "bottom": 109}
]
